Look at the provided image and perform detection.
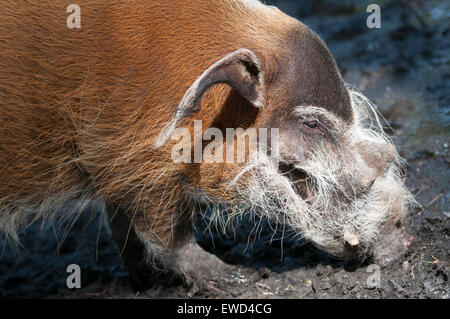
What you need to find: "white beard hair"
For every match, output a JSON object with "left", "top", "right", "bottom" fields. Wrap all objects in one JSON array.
[{"left": 207, "top": 88, "right": 415, "bottom": 258}]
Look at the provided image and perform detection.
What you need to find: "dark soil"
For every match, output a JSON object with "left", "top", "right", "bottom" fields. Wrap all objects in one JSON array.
[{"left": 0, "top": 0, "right": 448, "bottom": 299}]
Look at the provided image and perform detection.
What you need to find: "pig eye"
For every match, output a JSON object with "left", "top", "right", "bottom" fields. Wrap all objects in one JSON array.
[
  {"left": 303, "top": 120, "right": 318, "bottom": 129},
  {"left": 299, "top": 116, "right": 327, "bottom": 136}
]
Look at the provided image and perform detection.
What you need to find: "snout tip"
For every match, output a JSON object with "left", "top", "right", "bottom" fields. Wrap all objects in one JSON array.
[{"left": 373, "top": 227, "right": 415, "bottom": 267}]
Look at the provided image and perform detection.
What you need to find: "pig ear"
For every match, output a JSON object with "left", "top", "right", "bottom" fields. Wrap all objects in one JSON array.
[{"left": 154, "top": 48, "right": 264, "bottom": 149}]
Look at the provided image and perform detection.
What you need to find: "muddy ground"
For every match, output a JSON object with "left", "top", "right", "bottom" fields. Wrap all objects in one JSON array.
[{"left": 0, "top": 0, "right": 448, "bottom": 299}]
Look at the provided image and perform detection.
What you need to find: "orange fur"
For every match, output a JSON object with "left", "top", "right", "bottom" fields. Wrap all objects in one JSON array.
[{"left": 0, "top": 0, "right": 300, "bottom": 247}]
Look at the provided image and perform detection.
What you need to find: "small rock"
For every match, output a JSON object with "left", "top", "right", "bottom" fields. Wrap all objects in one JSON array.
[
  {"left": 402, "top": 261, "right": 409, "bottom": 272},
  {"left": 424, "top": 280, "right": 436, "bottom": 293}
]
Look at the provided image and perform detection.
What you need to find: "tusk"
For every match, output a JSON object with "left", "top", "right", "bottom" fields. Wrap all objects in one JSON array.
[{"left": 344, "top": 232, "right": 360, "bottom": 246}]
